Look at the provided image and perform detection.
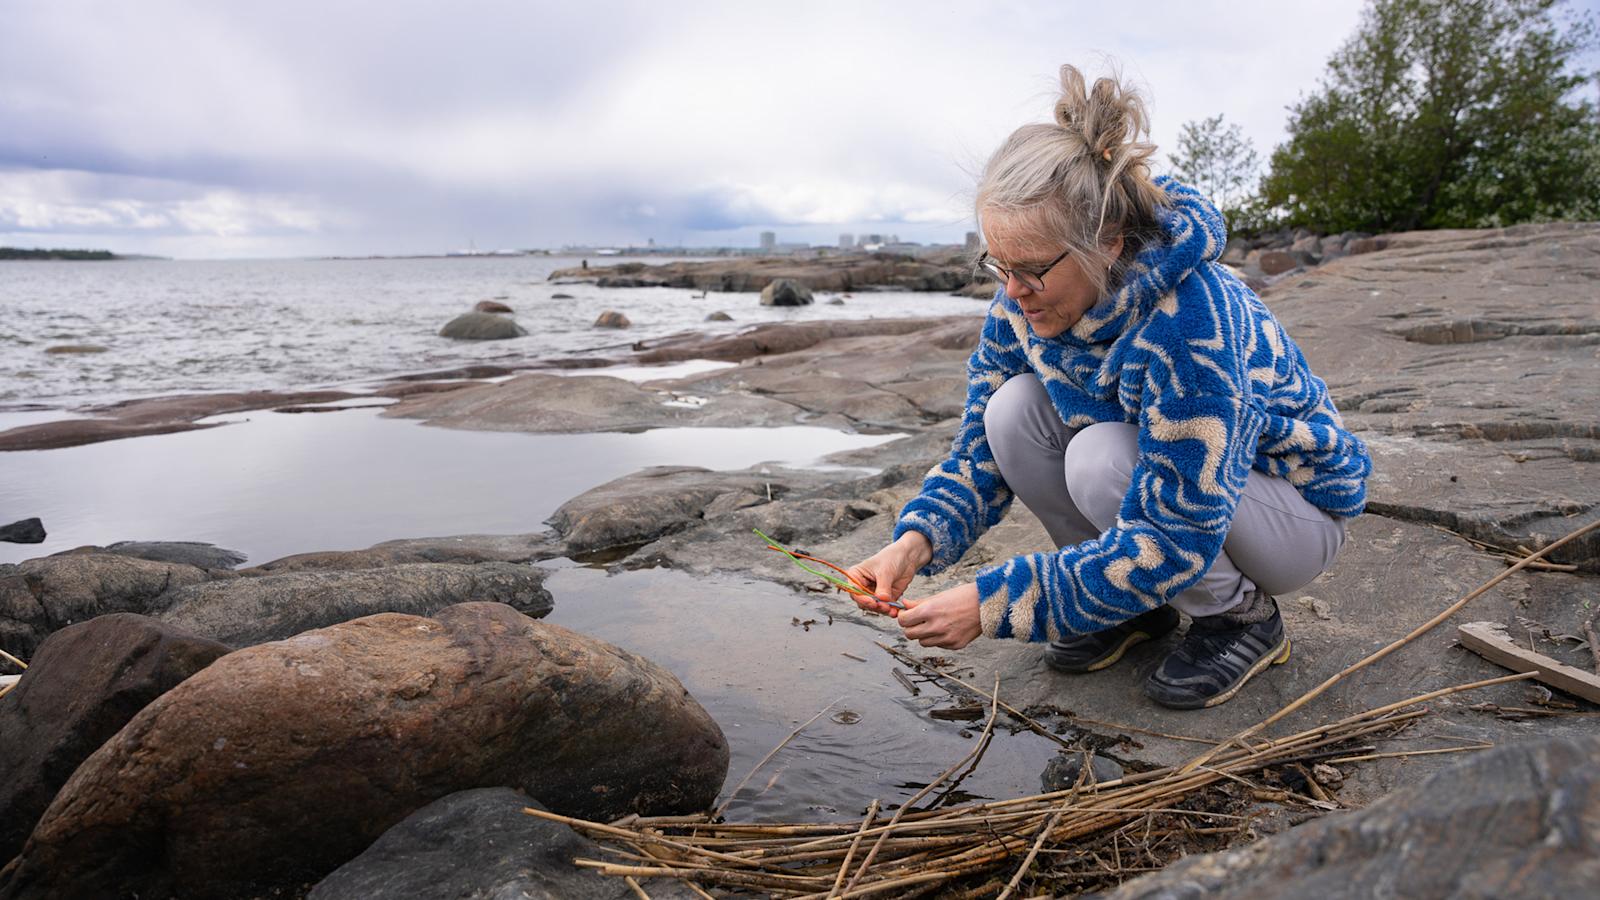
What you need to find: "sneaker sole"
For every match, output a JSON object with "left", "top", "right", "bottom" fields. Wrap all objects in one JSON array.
[
  {"left": 1050, "top": 628, "right": 1156, "bottom": 675},
  {"left": 1197, "top": 636, "right": 1291, "bottom": 709}
]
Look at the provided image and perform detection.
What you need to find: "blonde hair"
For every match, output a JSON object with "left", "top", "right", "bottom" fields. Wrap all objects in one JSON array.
[{"left": 976, "top": 64, "right": 1166, "bottom": 296}]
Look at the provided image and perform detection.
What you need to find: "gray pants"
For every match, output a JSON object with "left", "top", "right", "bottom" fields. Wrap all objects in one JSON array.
[{"left": 984, "top": 375, "right": 1347, "bottom": 618}]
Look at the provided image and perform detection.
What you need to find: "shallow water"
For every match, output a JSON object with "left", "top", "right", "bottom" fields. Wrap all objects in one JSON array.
[
  {"left": 0, "top": 408, "right": 897, "bottom": 565},
  {"left": 544, "top": 565, "right": 1064, "bottom": 822}
]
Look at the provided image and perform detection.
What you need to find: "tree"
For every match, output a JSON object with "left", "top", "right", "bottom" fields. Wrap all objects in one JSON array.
[
  {"left": 1261, "top": 0, "right": 1599, "bottom": 232},
  {"left": 1168, "top": 114, "right": 1262, "bottom": 233}
]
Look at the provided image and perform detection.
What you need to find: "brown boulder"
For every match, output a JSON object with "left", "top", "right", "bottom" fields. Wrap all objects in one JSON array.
[
  {"left": 0, "top": 554, "right": 212, "bottom": 658},
  {"left": 593, "top": 310, "right": 631, "bottom": 328},
  {"left": 473, "top": 299, "right": 513, "bottom": 313},
  {"left": 0, "top": 614, "right": 230, "bottom": 861},
  {"left": 0, "top": 602, "right": 728, "bottom": 900}
]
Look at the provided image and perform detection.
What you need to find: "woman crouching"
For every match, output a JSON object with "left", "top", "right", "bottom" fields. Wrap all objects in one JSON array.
[{"left": 846, "top": 65, "right": 1370, "bottom": 710}]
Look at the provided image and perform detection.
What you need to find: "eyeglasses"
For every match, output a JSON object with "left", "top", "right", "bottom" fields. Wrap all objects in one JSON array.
[{"left": 977, "top": 248, "right": 1073, "bottom": 292}]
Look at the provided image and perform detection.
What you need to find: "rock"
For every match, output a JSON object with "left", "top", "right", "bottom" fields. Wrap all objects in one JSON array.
[
  {"left": 760, "top": 278, "right": 814, "bottom": 306},
  {"left": 593, "top": 310, "right": 631, "bottom": 328},
  {"left": 1258, "top": 249, "right": 1315, "bottom": 276},
  {"left": 1290, "top": 234, "right": 1323, "bottom": 258},
  {"left": 0, "top": 389, "right": 359, "bottom": 452},
  {"left": 155, "top": 561, "right": 553, "bottom": 646},
  {"left": 0, "top": 614, "right": 230, "bottom": 861},
  {"left": 1312, "top": 763, "right": 1344, "bottom": 789},
  {"left": 384, "top": 371, "right": 805, "bottom": 434},
  {"left": 473, "top": 299, "right": 514, "bottom": 314},
  {"left": 310, "top": 790, "right": 700, "bottom": 900},
  {"left": 249, "top": 532, "right": 560, "bottom": 573},
  {"left": 1271, "top": 222, "right": 1600, "bottom": 568},
  {"left": 42, "top": 345, "right": 107, "bottom": 354},
  {"left": 74, "top": 541, "right": 246, "bottom": 571},
  {"left": 0, "top": 602, "right": 728, "bottom": 899},
  {"left": 705, "top": 311, "right": 733, "bottom": 322},
  {"left": 551, "top": 466, "right": 790, "bottom": 554},
  {"left": 1040, "top": 753, "right": 1125, "bottom": 791},
  {"left": 0, "top": 554, "right": 212, "bottom": 658},
  {"left": 1345, "top": 236, "right": 1389, "bottom": 255},
  {"left": 0, "top": 519, "right": 45, "bottom": 544},
  {"left": 827, "top": 297, "right": 846, "bottom": 305},
  {"left": 1221, "top": 236, "right": 1251, "bottom": 266},
  {"left": 548, "top": 251, "right": 972, "bottom": 294},
  {"left": 550, "top": 292, "right": 575, "bottom": 299},
  {"left": 1096, "top": 735, "right": 1600, "bottom": 899},
  {"left": 439, "top": 312, "right": 529, "bottom": 340}
]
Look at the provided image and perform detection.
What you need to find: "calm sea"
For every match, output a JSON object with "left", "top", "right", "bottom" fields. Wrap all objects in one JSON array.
[{"left": 0, "top": 255, "right": 987, "bottom": 408}]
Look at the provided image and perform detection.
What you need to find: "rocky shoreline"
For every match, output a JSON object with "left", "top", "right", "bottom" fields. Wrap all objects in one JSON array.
[{"left": 2, "top": 222, "right": 1598, "bottom": 896}]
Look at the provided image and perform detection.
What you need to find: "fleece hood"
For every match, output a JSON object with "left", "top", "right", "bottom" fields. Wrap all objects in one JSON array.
[{"left": 1063, "top": 175, "right": 1229, "bottom": 347}]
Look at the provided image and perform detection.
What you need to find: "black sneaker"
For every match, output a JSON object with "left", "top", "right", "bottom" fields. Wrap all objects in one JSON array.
[
  {"left": 1144, "top": 594, "right": 1290, "bottom": 709},
  {"left": 1043, "top": 605, "right": 1180, "bottom": 673}
]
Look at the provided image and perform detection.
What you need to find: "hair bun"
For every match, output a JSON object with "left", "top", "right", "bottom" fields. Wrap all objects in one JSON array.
[{"left": 1054, "top": 64, "right": 1152, "bottom": 167}]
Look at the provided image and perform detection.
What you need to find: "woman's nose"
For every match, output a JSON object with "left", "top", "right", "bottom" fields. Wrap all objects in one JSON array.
[{"left": 1005, "top": 273, "right": 1033, "bottom": 298}]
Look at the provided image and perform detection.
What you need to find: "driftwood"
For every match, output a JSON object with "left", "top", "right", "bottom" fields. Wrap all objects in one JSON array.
[{"left": 1457, "top": 621, "right": 1600, "bottom": 704}]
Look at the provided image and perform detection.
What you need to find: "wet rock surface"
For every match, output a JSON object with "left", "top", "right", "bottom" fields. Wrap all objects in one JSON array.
[
  {"left": 1095, "top": 734, "right": 1600, "bottom": 899},
  {"left": 0, "top": 389, "right": 360, "bottom": 451},
  {"left": 155, "top": 561, "right": 554, "bottom": 646},
  {"left": 0, "top": 614, "right": 230, "bottom": 861},
  {"left": 760, "top": 276, "right": 813, "bottom": 306},
  {"left": 0, "top": 553, "right": 212, "bottom": 657},
  {"left": 310, "top": 790, "right": 700, "bottom": 900},
  {"left": 0, "top": 602, "right": 728, "bottom": 900}
]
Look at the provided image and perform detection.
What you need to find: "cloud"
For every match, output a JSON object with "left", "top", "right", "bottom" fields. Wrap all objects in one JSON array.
[{"left": 0, "top": 0, "right": 1369, "bottom": 257}]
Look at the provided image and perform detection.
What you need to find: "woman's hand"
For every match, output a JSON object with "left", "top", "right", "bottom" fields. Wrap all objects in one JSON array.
[
  {"left": 897, "top": 582, "right": 982, "bottom": 649},
  {"left": 845, "top": 532, "right": 932, "bottom": 617}
]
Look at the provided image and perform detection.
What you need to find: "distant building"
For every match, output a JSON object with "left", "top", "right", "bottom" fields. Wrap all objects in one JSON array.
[
  {"left": 759, "top": 231, "right": 776, "bottom": 252},
  {"left": 839, "top": 233, "right": 854, "bottom": 250},
  {"left": 965, "top": 231, "right": 980, "bottom": 252}
]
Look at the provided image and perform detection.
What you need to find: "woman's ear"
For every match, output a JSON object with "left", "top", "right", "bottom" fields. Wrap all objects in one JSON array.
[{"left": 1104, "top": 233, "right": 1125, "bottom": 261}]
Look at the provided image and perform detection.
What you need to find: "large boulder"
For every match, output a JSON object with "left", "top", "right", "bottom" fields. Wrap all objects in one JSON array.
[
  {"left": 1097, "top": 735, "right": 1600, "bottom": 899},
  {"left": 0, "top": 602, "right": 729, "bottom": 900},
  {"left": 760, "top": 278, "right": 813, "bottom": 306},
  {"left": 593, "top": 310, "right": 631, "bottom": 328},
  {"left": 310, "top": 790, "right": 700, "bottom": 900},
  {"left": 0, "top": 519, "right": 45, "bottom": 544},
  {"left": 154, "top": 561, "right": 553, "bottom": 646},
  {"left": 0, "top": 554, "right": 212, "bottom": 658},
  {"left": 0, "top": 614, "right": 230, "bottom": 861},
  {"left": 439, "top": 312, "right": 529, "bottom": 340}
]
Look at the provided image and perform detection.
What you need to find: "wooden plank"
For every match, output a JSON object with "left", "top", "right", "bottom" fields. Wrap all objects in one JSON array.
[{"left": 1457, "top": 621, "right": 1600, "bottom": 704}]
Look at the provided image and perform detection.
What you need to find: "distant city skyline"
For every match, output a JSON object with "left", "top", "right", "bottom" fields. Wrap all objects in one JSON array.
[{"left": 0, "top": 1, "right": 1386, "bottom": 260}]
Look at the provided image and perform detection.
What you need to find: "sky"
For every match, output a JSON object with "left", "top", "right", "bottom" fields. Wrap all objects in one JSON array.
[{"left": 0, "top": 1, "right": 1381, "bottom": 259}]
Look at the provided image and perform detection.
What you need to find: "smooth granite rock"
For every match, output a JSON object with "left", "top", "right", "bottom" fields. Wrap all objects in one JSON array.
[
  {"left": 154, "top": 561, "right": 553, "bottom": 646},
  {"left": 0, "top": 602, "right": 729, "bottom": 900},
  {"left": 0, "top": 554, "right": 212, "bottom": 658},
  {"left": 0, "top": 614, "right": 230, "bottom": 861}
]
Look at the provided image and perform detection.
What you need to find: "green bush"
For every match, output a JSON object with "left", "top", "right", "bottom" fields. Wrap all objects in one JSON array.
[{"left": 1261, "top": 0, "right": 1598, "bottom": 232}]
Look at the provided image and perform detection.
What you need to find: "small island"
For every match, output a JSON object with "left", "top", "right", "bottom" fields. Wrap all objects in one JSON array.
[{"left": 0, "top": 247, "right": 119, "bottom": 261}]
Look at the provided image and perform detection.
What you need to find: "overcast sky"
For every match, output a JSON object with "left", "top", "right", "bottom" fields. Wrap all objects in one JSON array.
[{"left": 0, "top": 1, "right": 1378, "bottom": 259}]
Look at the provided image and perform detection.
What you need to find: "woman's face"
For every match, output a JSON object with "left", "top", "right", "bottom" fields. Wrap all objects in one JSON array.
[{"left": 982, "top": 211, "right": 1121, "bottom": 340}]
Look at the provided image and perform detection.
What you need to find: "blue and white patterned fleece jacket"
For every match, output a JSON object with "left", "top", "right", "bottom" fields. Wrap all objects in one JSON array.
[{"left": 893, "top": 178, "right": 1371, "bottom": 642}]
